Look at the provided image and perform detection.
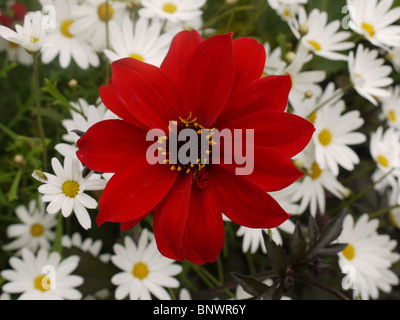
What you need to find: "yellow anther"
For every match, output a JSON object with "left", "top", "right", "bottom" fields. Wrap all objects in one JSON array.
[{"left": 171, "top": 166, "right": 176, "bottom": 171}]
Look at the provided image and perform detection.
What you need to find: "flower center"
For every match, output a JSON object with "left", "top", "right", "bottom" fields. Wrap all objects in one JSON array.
[
  {"left": 60, "top": 19, "right": 74, "bottom": 38},
  {"left": 62, "top": 180, "right": 80, "bottom": 198},
  {"left": 98, "top": 2, "right": 114, "bottom": 22},
  {"left": 34, "top": 274, "right": 51, "bottom": 292},
  {"left": 377, "top": 155, "right": 389, "bottom": 168},
  {"left": 318, "top": 129, "right": 332, "bottom": 146},
  {"left": 310, "top": 162, "right": 322, "bottom": 180},
  {"left": 8, "top": 41, "right": 18, "bottom": 48},
  {"left": 308, "top": 112, "right": 317, "bottom": 124},
  {"left": 30, "top": 223, "right": 44, "bottom": 237},
  {"left": 308, "top": 40, "right": 321, "bottom": 51},
  {"left": 342, "top": 244, "right": 355, "bottom": 260},
  {"left": 31, "top": 37, "right": 39, "bottom": 44},
  {"left": 388, "top": 110, "right": 396, "bottom": 122},
  {"left": 132, "top": 262, "right": 149, "bottom": 280},
  {"left": 129, "top": 53, "right": 144, "bottom": 62},
  {"left": 162, "top": 2, "right": 177, "bottom": 13},
  {"left": 361, "top": 22, "right": 375, "bottom": 37}
]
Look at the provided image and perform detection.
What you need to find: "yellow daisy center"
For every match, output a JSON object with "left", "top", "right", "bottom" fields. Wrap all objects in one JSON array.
[
  {"left": 8, "top": 41, "right": 18, "bottom": 48},
  {"left": 310, "top": 162, "right": 322, "bottom": 180},
  {"left": 308, "top": 112, "right": 317, "bottom": 124},
  {"left": 342, "top": 244, "right": 355, "bottom": 260},
  {"left": 361, "top": 22, "right": 375, "bottom": 37},
  {"left": 98, "top": 2, "right": 114, "bottom": 22},
  {"left": 129, "top": 53, "right": 144, "bottom": 62},
  {"left": 30, "top": 223, "right": 44, "bottom": 237},
  {"left": 60, "top": 20, "right": 74, "bottom": 38},
  {"left": 318, "top": 129, "right": 332, "bottom": 146},
  {"left": 377, "top": 155, "right": 389, "bottom": 168},
  {"left": 132, "top": 262, "right": 149, "bottom": 280},
  {"left": 162, "top": 2, "right": 177, "bottom": 14},
  {"left": 34, "top": 274, "right": 51, "bottom": 292},
  {"left": 282, "top": 9, "right": 291, "bottom": 18},
  {"left": 62, "top": 180, "right": 80, "bottom": 198},
  {"left": 388, "top": 110, "right": 396, "bottom": 122},
  {"left": 308, "top": 40, "right": 321, "bottom": 51},
  {"left": 31, "top": 37, "right": 39, "bottom": 44}
]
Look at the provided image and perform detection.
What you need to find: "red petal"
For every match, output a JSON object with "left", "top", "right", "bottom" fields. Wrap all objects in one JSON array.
[
  {"left": 216, "top": 74, "right": 292, "bottom": 127},
  {"left": 11, "top": 3, "right": 27, "bottom": 21},
  {"left": 218, "top": 145, "right": 304, "bottom": 192},
  {"left": 232, "top": 37, "right": 266, "bottom": 91},
  {"left": 110, "top": 58, "right": 183, "bottom": 131},
  {"left": 182, "top": 182, "right": 224, "bottom": 264},
  {"left": 180, "top": 33, "right": 235, "bottom": 127},
  {"left": 76, "top": 119, "right": 148, "bottom": 173},
  {"left": 96, "top": 163, "right": 178, "bottom": 226},
  {"left": 221, "top": 110, "right": 315, "bottom": 158},
  {"left": 209, "top": 166, "right": 290, "bottom": 228},
  {"left": 100, "top": 81, "right": 148, "bottom": 130},
  {"left": 120, "top": 211, "right": 152, "bottom": 231},
  {"left": 153, "top": 174, "right": 192, "bottom": 261},
  {"left": 161, "top": 30, "right": 204, "bottom": 89}
]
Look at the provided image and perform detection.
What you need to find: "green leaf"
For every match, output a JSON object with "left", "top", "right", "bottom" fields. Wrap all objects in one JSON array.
[
  {"left": 307, "top": 214, "right": 320, "bottom": 249},
  {"left": 289, "top": 221, "right": 306, "bottom": 266},
  {"left": 41, "top": 78, "right": 82, "bottom": 115},
  {"left": 312, "top": 243, "right": 348, "bottom": 257},
  {"left": 264, "top": 235, "right": 287, "bottom": 278},
  {"left": 231, "top": 272, "right": 270, "bottom": 298},
  {"left": 51, "top": 214, "right": 63, "bottom": 255},
  {"left": 6, "top": 169, "right": 22, "bottom": 202},
  {"left": 317, "top": 211, "right": 347, "bottom": 248}
]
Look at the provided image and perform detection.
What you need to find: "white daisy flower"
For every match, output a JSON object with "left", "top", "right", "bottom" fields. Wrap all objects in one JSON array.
[
  {"left": 104, "top": 16, "right": 173, "bottom": 67},
  {"left": 1, "top": 248, "right": 84, "bottom": 300},
  {"left": 348, "top": 44, "right": 393, "bottom": 106},
  {"left": 62, "top": 232, "right": 111, "bottom": 263},
  {"left": 386, "top": 47, "right": 400, "bottom": 73},
  {"left": 111, "top": 229, "right": 182, "bottom": 300},
  {"left": 39, "top": 0, "right": 100, "bottom": 69},
  {"left": 347, "top": 0, "right": 400, "bottom": 50},
  {"left": 0, "top": 37, "right": 32, "bottom": 65},
  {"left": 313, "top": 97, "right": 366, "bottom": 176},
  {"left": 369, "top": 126, "right": 400, "bottom": 192},
  {"left": 263, "top": 42, "right": 287, "bottom": 76},
  {"left": 33, "top": 156, "right": 108, "bottom": 230},
  {"left": 139, "top": 0, "right": 206, "bottom": 25},
  {"left": 2, "top": 197, "right": 57, "bottom": 254},
  {"left": 267, "top": 0, "right": 306, "bottom": 36},
  {"left": 55, "top": 97, "right": 118, "bottom": 158},
  {"left": 291, "top": 146, "right": 350, "bottom": 216},
  {"left": 297, "top": 7, "right": 354, "bottom": 61},
  {"left": 337, "top": 214, "right": 400, "bottom": 300},
  {"left": 69, "top": 0, "right": 128, "bottom": 52},
  {"left": 284, "top": 45, "right": 326, "bottom": 111},
  {"left": 379, "top": 85, "right": 400, "bottom": 129},
  {"left": 0, "top": 11, "right": 47, "bottom": 54}
]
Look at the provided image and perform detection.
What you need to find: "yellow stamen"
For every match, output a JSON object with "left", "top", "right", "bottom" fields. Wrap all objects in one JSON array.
[
  {"left": 30, "top": 224, "right": 44, "bottom": 237},
  {"left": 318, "top": 129, "right": 332, "bottom": 146},
  {"left": 308, "top": 40, "right": 321, "bottom": 51},
  {"left": 388, "top": 110, "right": 396, "bottom": 122},
  {"left": 132, "top": 262, "right": 149, "bottom": 280},
  {"left": 34, "top": 274, "right": 51, "bottom": 292},
  {"left": 60, "top": 20, "right": 74, "bottom": 38},
  {"left": 361, "top": 22, "right": 375, "bottom": 37},
  {"left": 308, "top": 112, "right": 317, "bottom": 124},
  {"left": 162, "top": 2, "right": 177, "bottom": 14},
  {"left": 62, "top": 181, "right": 80, "bottom": 198},
  {"left": 98, "top": 2, "right": 114, "bottom": 22},
  {"left": 377, "top": 155, "right": 389, "bottom": 168},
  {"left": 342, "top": 244, "right": 355, "bottom": 260},
  {"left": 129, "top": 53, "right": 144, "bottom": 62},
  {"left": 310, "top": 162, "right": 322, "bottom": 180}
]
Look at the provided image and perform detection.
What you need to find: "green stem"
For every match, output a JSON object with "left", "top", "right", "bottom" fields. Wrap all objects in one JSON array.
[
  {"left": 292, "top": 272, "right": 349, "bottom": 300},
  {"left": 305, "top": 83, "right": 353, "bottom": 119},
  {"left": 369, "top": 204, "right": 400, "bottom": 219},
  {"left": 237, "top": 0, "right": 269, "bottom": 38},
  {"left": 33, "top": 53, "right": 47, "bottom": 172}
]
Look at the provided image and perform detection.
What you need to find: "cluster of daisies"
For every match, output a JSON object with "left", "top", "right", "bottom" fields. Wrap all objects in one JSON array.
[{"left": 0, "top": 0, "right": 400, "bottom": 300}]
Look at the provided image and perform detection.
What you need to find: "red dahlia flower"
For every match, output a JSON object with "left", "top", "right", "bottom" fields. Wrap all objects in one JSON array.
[{"left": 76, "top": 30, "right": 314, "bottom": 265}]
